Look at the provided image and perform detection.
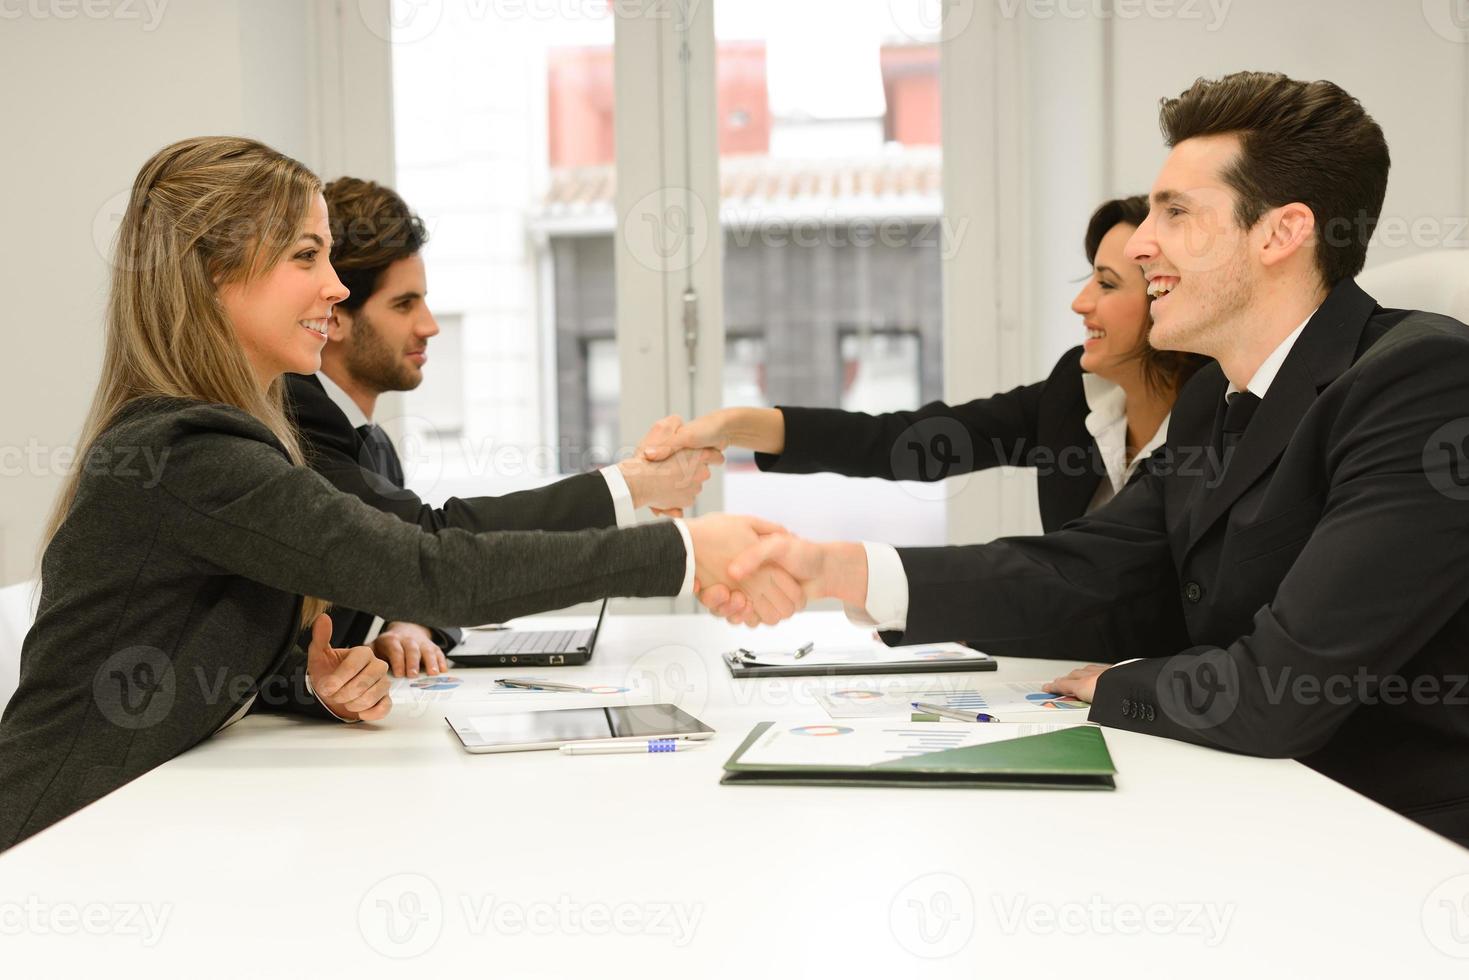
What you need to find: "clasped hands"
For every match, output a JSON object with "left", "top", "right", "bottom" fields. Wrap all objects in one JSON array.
[{"left": 634, "top": 412, "right": 867, "bottom": 627}]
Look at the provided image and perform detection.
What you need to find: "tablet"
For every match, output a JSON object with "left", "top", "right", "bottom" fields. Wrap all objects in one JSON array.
[{"left": 446, "top": 703, "right": 715, "bottom": 754}]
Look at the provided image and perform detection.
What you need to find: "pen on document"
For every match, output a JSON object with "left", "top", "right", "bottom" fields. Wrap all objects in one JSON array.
[
  {"left": 495, "top": 678, "right": 592, "bottom": 693},
  {"left": 911, "top": 701, "right": 1001, "bottom": 723},
  {"left": 560, "top": 739, "right": 705, "bottom": 755},
  {"left": 793, "top": 642, "right": 814, "bottom": 660}
]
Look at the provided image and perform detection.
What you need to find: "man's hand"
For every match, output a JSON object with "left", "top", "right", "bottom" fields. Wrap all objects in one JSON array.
[
  {"left": 686, "top": 513, "right": 806, "bottom": 626},
  {"left": 373, "top": 621, "right": 448, "bottom": 678},
  {"left": 699, "top": 536, "right": 870, "bottom": 623},
  {"left": 306, "top": 614, "right": 393, "bottom": 722},
  {"left": 624, "top": 415, "right": 723, "bottom": 517},
  {"left": 619, "top": 449, "right": 722, "bottom": 517},
  {"left": 1042, "top": 664, "right": 1110, "bottom": 703}
]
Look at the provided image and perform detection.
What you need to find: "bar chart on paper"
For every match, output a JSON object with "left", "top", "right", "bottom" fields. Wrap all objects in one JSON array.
[{"left": 816, "top": 683, "right": 1092, "bottom": 720}]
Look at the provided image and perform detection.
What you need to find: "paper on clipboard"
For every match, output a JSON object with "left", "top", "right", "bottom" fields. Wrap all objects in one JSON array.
[{"left": 730, "top": 643, "right": 988, "bottom": 668}]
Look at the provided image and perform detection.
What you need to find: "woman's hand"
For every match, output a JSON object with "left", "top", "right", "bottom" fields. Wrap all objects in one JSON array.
[{"left": 642, "top": 408, "right": 786, "bottom": 461}]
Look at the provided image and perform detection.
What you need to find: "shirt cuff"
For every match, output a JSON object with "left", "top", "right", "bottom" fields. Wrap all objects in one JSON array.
[
  {"left": 600, "top": 465, "right": 637, "bottom": 528},
  {"left": 671, "top": 518, "right": 696, "bottom": 598},
  {"left": 843, "top": 542, "right": 909, "bottom": 632},
  {"left": 303, "top": 665, "right": 359, "bottom": 723}
]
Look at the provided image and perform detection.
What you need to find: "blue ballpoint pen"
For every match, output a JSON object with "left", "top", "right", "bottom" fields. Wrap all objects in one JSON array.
[{"left": 912, "top": 701, "right": 1001, "bottom": 723}]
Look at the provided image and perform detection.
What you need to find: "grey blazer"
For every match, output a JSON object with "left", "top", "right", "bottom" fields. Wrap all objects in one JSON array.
[{"left": 0, "top": 398, "right": 685, "bottom": 851}]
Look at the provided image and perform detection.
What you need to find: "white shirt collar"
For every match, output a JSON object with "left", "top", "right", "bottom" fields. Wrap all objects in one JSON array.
[
  {"left": 1081, "top": 372, "right": 1171, "bottom": 495},
  {"left": 314, "top": 370, "right": 372, "bottom": 429},
  {"left": 1226, "top": 306, "right": 1319, "bottom": 401}
]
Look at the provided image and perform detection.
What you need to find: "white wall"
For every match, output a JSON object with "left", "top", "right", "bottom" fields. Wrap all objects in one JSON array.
[
  {"left": 1025, "top": 0, "right": 1469, "bottom": 387},
  {"left": 0, "top": 0, "right": 395, "bottom": 585}
]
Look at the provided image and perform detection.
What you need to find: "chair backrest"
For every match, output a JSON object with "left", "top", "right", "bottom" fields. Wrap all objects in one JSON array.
[
  {"left": 1356, "top": 250, "right": 1469, "bottom": 325},
  {"left": 0, "top": 579, "right": 39, "bottom": 715}
]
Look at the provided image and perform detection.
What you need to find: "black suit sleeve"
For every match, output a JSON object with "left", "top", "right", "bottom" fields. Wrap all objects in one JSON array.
[
  {"left": 755, "top": 378, "right": 1049, "bottom": 481},
  {"left": 287, "top": 376, "right": 618, "bottom": 535},
  {"left": 1089, "top": 330, "right": 1469, "bottom": 757},
  {"left": 882, "top": 463, "right": 1188, "bottom": 662},
  {"left": 247, "top": 647, "right": 338, "bottom": 721}
]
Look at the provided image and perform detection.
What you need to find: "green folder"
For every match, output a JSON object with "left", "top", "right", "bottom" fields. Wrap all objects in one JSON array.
[{"left": 720, "top": 722, "right": 1117, "bottom": 790}]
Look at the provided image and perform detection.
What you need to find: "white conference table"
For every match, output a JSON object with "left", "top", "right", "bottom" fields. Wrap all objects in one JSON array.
[{"left": 3, "top": 611, "right": 1468, "bottom": 977}]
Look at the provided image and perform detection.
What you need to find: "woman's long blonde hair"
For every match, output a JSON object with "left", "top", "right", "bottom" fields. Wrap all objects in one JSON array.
[{"left": 46, "top": 136, "right": 330, "bottom": 625}]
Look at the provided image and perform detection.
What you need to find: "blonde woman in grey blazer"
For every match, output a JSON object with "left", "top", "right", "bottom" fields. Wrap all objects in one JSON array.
[{"left": 0, "top": 137, "right": 801, "bottom": 852}]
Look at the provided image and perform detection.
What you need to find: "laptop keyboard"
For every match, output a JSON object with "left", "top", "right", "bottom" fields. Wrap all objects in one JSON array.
[{"left": 483, "top": 630, "right": 589, "bottom": 654}]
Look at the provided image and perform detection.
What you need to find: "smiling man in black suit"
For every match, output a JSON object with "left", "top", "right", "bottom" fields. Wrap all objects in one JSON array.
[
  {"left": 287, "top": 178, "right": 719, "bottom": 677},
  {"left": 710, "top": 72, "right": 1469, "bottom": 846}
]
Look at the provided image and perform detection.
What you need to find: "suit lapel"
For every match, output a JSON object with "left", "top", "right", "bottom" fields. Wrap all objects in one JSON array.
[{"left": 1184, "top": 279, "right": 1377, "bottom": 551}]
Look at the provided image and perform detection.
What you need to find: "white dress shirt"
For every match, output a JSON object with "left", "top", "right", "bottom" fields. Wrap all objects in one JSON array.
[
  {"left": 1081, "top": 372, "right": 1171, "bottom": 510},
  {"left": 852, "top": 311, "right": 1318, "bottom": 633},
  {"left": 1227, "top": 311, "right": 1314, "bottom": 400}
]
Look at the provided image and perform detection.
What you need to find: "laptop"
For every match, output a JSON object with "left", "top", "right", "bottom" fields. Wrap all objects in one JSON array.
[{"left": 448, "top": 599, "right": 608, "bottom": 668}]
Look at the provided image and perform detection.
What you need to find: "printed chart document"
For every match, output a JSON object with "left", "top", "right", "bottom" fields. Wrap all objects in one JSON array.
[
  {"left": 388, "top": 673, "right": 650, "bottom": 704},
  {"left": 736, "top": 720, "right": 1078, "bottom": 767},
  {"left": 816, "top": 681, "right": 1091, "bottom": 719}
]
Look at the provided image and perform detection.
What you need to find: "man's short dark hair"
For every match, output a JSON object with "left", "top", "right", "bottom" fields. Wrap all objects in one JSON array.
[
  {"left": 323, "top": 177, "right": 428, "bottom": 312},
  {"left": 1158, "top": 71, "right": 1390, "bottom": 287}
]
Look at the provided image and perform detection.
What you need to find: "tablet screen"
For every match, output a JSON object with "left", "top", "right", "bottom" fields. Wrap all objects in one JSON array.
[{"left": 451, "top": 703, "right": 714, "bottom": 752}]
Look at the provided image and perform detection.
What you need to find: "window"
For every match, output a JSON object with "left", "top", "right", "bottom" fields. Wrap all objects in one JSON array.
[
  {"left": 389, "top": 2, "right": 619, "bottom": 503},
  {"left": 714, "top": 0, "right": 947, "bottom": 546}
]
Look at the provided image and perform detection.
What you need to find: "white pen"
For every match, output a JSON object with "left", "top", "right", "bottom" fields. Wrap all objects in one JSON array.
[
  {"left": 560, "top": 739, "right": 705, "bottom": 755},
  {"left": 496, "top": 678, "right": 591, "bottom": 692}
]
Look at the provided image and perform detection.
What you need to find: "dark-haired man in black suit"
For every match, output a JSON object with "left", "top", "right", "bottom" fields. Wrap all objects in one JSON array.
[
  {"left": 709, "top": 73, "right": 1469, "bottom": 846},
  {"left": 288, "top": 178, "right": 717, "bottom": 677}
]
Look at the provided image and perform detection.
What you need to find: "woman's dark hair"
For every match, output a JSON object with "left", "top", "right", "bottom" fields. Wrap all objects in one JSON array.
[
  {"left": 1084, "top": 194, "right": 1208, "bottom": 397},
  {"left": 323, "top": 177, "right": 429, "bottom": 313}
]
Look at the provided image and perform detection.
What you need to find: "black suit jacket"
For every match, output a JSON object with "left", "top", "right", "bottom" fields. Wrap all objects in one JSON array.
[
  {"left": 757, "top": 347, "right": 1112, "bottom": 532},
  {"left": 284, "top": 373, "right": 618, "bottom": 650},
  {"left": 883, "top": 280, "right": 1469, "bottom": 843}
]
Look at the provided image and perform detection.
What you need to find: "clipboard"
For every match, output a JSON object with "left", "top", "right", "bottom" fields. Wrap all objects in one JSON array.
[{"left": 721, "top": 645, "right": 996, "bottom": 678}]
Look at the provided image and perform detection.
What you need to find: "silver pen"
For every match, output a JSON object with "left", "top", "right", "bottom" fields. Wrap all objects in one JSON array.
[
  {"left": 496, "top": 678, "right": 591, "bottom": 693},
  {"left": 793, "top": 642, "right": 814, "bottom": 660}
]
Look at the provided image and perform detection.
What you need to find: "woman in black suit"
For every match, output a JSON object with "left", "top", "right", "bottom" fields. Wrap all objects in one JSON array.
[{"left": 652, "top": 196, "right": 1209, "bottom": 531}]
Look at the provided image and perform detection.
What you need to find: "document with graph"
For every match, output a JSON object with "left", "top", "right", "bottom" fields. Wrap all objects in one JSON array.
[{"left": 815, "top": 681, "right": 1091, "bottom": 719}]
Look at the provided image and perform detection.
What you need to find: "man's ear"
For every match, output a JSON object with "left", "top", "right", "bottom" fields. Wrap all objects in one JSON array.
[
  {"left": 327, "top": 307, "right": 352, "bottom": 342},
  {"left": 1259, "top": 202, "right": 1316, "bottom": 270}
]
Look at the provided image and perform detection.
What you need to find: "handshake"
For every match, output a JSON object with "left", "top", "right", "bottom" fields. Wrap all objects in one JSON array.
[{"left": 621, "top": 411, "right": 870, "bottom": 627}]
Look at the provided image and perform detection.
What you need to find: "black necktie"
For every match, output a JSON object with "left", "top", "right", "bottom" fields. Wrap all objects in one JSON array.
[
  {"left": 1222, "top": 392, "right": 1261, "bottom": 455},
  {"left": 1212, "top": 391, "right": 1262, "bottom": 482},
  {"left": 357, "top": 423, "right": 406, "bottom": 489}
]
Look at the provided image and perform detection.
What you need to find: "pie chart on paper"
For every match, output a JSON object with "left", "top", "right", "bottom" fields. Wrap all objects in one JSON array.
[
  {"left": 1025, "top": 692, "right": 1086, "bottom": 709},
  {"left": 789, "top": 725, "right": 855, "bottom": 737}
]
